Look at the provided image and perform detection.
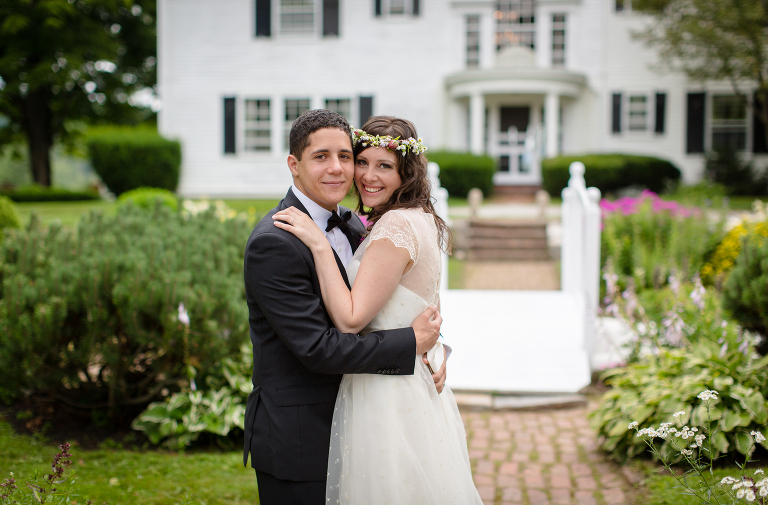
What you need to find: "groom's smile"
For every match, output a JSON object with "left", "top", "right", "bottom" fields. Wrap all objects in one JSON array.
[{"left": 287, "top": 127, "right": 354, "bottom": 211}]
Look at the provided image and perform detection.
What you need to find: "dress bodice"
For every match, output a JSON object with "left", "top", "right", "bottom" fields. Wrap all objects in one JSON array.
[{"left": 346, "top": 209, "right": 442, "bottom": 333}]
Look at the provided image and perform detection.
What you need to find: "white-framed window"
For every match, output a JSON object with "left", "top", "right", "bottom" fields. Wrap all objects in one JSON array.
[
  {"left": 711, "top": 94, "right": 748, "bottom": 151},
  {"left": 494, "top": 0, "right": 536, "bottom": 51},
  {"left": 552, "top": 14, "right": 566, "bottom": 67},
  {"left": 285, "top": 98, "right": 311, "bottom": 150},
  {"left": 375, "top": 0, "right": 418, "bottom": 16},
  {"left": 280, "top": 0, "right": 315, "bottom": 35},
  {"left": 615, "top": 0, "right": 632, "bottom": 12},
  {"left": 325, "top": 98, "right": 351, "bottom": 122},
  {"left": 466, "top": 15, "right": 481, "bottom": 68},
  {"left": 628, "top": 94, "right": 648, "bottom": 131},
  {"left": 244, "top": 99, "right": 271, "bottom": 152}
]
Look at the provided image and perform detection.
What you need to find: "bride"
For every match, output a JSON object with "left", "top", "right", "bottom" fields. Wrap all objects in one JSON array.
[{"left": 273, "top": 116, "right": 482, "bottom": 504}]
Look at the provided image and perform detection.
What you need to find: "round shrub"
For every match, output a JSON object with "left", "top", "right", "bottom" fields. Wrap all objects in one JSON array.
[
  {"left": 542, "top": 154, "right": 681, "bottom": 197},
  {"left": 87, "top": 127, "right": 182, "bottom": 196},
  {"left": 722, "top": 229, "right": 768, "bottom": 354},
  {"left": 0, "top": 196, "right": 21, "bottom": 240},
  {"left": 426, "top": 151, "right": 496, "bottom": 199},
  {"left": 117, "top": 187, "right": 179, "bottom": 212},
  {"left": 0, "top": 204, "right": 251, "bottom": 420}
]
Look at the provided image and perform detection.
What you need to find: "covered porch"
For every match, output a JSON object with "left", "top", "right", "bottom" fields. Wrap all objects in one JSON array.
[{"left": 444, "top": 47, "right": 586, "bottom": 188}]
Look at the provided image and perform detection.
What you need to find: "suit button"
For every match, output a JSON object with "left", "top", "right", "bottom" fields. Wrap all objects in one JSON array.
[{"left": 395, "top": 368, "right": 400, "bottom": 373}]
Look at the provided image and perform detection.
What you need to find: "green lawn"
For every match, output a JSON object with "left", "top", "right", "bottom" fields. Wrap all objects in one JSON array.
[{"left": 0, "top": 418, "right": 258, "bottom": 505}]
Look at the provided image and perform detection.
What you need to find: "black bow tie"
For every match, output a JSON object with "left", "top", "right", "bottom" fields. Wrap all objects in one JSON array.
[{"left": 326, "top": 210, "right": 352, "bottom": 234}]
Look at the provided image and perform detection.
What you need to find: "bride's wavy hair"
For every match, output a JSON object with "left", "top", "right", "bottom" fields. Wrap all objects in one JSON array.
[{"left": 353, "top": 116, "right": 452, "bottom": 254}]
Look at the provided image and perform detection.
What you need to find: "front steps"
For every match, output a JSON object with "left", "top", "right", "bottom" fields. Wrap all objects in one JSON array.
[{"left": 466, "top": 219, "right": 550, "bottom": 261}]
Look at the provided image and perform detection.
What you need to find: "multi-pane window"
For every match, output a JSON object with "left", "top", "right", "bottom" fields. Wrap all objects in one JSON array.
[
  {"left": 628, "top": 95, "right": 648, "bottom": 131},
  {"left": 615, "top": 0, "right": 631, "bottom": 11},
  {"left": 285, "top": 98, "right": 311, "bottom": 150},
  {"left": 281, "top": 0, "right": 315, "bottom": 35},
  {"left": 389, "top": 0, "right": 406, "bottom": 14},
  {"left": 494, "top": 0, "right": 536, "bottom": 51},
  {"left": 466, "top": 15, "right": 481, "bottom": 68},
  {"left": 712, "top": 95, "right": 748, "bottom": 150},
  {"left": 325, "top": 98, "right": 351, "bottom": 121},
  {"left": 244, "top": 99, "right": 271, "bottom": 152},
  {"left": 552, "top": 14, "right": 566, "bottom": 67}
]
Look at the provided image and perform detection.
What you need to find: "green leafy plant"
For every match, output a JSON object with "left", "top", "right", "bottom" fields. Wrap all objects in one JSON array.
[
  {"left": 0, "top": 204, "right": 250, "bottom": 419},
  {"left": 0, "top": 197, "right": 20, "bottom": 241},
  {"left": 705, "top": 143, "right": 768, "bottom": 197},
  {"left": 542, "top": 154, "right": 681, "bottom": 197},
  {"left": 117, "top": 187, "right": 178, "bottom": 212},
  {"left": 426, "top": 150, "right": 496, "bottom": 199},
  {"left": 132, "top": 344, "right": 252, "bottom": 448},
  {"left": 87, "top": 127, "right": 181, "bottom": 196},
  {"left": 600, "top": 192, "right": 724, "bottom": 293},
  {"left": 590, "top": 340, "right": 768, "bottom": 463},
  {"left": 722, "top": 225, "right": 768, "bottom": 354}
]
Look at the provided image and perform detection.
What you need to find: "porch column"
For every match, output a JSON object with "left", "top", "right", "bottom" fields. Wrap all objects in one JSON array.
[
  {"left": 545, "top": 92, "right": 559, "bottom": 158},
  {"left": 470, "top": 92, "right": 485, "bottom": 155}
]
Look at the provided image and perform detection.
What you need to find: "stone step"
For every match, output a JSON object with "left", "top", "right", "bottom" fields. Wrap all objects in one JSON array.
[
  {"left": 467, "top": 248, "right": 551, "bottom": 261},
  {"left": 469, "top": 237, "right": 548, "bottom": 249},
  {"left": 468, "top": 227, "right": 547, "bottom": 239}
]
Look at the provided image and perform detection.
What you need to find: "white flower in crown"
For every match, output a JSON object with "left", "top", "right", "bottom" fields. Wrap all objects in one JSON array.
[{"left": 350, "top": 126, "right": 428, "bottom": 156}]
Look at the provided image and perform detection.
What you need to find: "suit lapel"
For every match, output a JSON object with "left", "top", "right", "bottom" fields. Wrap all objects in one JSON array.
[{"left": 283, "top": 188, "right": 351, "bottom": 289}]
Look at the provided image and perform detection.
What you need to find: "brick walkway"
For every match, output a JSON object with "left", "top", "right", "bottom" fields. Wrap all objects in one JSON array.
[
  {"left": 462, "top": 261, "right": 560, "bottom": 291},
  {"left": 461, "top": 406, "right": 631, "bottom": 505}
]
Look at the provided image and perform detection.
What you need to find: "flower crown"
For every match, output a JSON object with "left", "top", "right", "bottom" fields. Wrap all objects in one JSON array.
[{"left": 350, "top": 127, "right": 428, "bottom": 157}]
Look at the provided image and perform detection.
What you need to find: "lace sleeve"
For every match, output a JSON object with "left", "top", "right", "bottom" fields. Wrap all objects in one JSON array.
[{"left": 365, "top": 210, "right": 419, "bottom": 263}]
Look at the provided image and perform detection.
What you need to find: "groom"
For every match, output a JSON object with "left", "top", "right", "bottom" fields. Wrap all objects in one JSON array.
[{"left": 242, "top": 109, "right": 446, "bottom": 505}]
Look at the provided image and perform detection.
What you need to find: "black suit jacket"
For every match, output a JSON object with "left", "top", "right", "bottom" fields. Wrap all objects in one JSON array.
[{"left": 242, "top": 188, "right": 417, "bottom": 482}]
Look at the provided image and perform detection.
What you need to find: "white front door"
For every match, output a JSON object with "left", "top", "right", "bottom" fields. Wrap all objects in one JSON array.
[{"left": 492, "top": 106, "right": 541, "bottom": 186}]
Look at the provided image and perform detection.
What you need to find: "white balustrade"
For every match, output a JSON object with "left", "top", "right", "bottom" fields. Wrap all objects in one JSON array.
[
  {"left": 560, "top": 161, "right": 602, "bottom": 365},
  {"left": 428, "top": 162, "right": 450, "bottom": 292}
]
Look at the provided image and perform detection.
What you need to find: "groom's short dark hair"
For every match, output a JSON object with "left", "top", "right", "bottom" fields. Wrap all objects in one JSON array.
[{"left": 289, "top": 109, "right": 353, "bottom": 160}]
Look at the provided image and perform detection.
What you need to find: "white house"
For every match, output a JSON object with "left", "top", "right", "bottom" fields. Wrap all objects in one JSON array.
[{"left": 157, "top": 0, "right": 767, "bottom": 198}]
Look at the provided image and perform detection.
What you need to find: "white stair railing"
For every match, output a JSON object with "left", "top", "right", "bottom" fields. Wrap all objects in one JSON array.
[
  {"left": 428, "top": 162, "right": 450, "bottom": 292},
  {"left": 560, "top": 162, "right": 602, "bottom": 366}
]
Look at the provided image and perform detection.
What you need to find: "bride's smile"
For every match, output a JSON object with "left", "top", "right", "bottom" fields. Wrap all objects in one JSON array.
[{"left": 355, "top": 147, "right": 402, "bottom": 210}]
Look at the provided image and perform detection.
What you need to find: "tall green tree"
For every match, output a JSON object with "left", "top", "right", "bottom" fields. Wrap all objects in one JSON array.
[
  {"left": 0, "top": 0, "right": 156, "bottom": 187},
  {"left": 633, "top": 0, "right": 768, "bottom": 149}
]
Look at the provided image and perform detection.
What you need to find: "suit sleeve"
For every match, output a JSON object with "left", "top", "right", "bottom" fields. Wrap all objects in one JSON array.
[{"left": 246, "top": 231, "right": 416, "bottom": 375}]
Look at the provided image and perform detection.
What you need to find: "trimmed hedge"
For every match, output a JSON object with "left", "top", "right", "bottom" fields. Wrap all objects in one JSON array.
[
  {"left": 426, "top": 150, "right": 496, "bottom": 199},
  {"left": 117, "top": 187, "right": 179, "bottom": 212},
  {"left": 542, "top": 154, "right": 681, "bottom": 197},
  {"left": 0, "top": 185, "right": 100, "bottom": 202},
  {"left": 87, "top": 127, "right": 181, "bottom": 196}
]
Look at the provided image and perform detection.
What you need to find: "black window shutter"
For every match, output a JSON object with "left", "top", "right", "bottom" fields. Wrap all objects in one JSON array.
[
  {"left": 753, "top": 92, "right": 768, "bottom": 153},
  {"left": 611, "top": 93, "right": 621, "bottom": 133},
  {"left": 255, "top": 0, "right": 271, "bottom": 37},
  {"left": 323, "top": 0, "right": 339, "bottom": 36},
  {"left": 359, "top": 96, "right": 373, "bottom": 125},
  {"left": 655, "top": 93, "right": 666, "bottom": 134},
  {"left": 686, "top": 92, "right": 706, "bottom": 154},
  {"left": 413, "top": 0, "right": 420, "bottom": 16},
  {"left": 374, "top": 0, "right": 382, "bottom": 16},
  {"left": 224, "top": 97, "right": 236, "bottom": 154}
]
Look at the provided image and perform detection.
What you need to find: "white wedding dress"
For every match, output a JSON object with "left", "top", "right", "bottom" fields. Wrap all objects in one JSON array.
[{"left": 326, "top": 209, "right": 482, "bottom": 505}]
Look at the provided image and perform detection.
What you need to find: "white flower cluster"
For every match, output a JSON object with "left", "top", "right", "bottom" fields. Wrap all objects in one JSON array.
[
  {"left": 181, "top": 199, "right": 239, "bottom": 222},
  {"left": 752, "top": 431, "right": 766, "bottom": 444},
  {"left": 720, "top": 474, "right": 768, "bottom": 501},
  {"left": 673, "top": 411, "right": 686, "bottom": 418},
  {"left": 350, "top": 128, "right": 428, "bottom": 157},
  {"left": 697, "top": 390, "right": 719, "bottom": 401},
  {"left": 634, "top": 422, "right": 676, "bottom": 440}
]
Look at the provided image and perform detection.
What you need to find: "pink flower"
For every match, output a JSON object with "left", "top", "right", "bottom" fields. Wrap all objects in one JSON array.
[
  {"left": 387, "top": 139, "right": 399, "bottom": 150},
  {"left": 358, "top": 215, "right": 369, "bottom": 228}
]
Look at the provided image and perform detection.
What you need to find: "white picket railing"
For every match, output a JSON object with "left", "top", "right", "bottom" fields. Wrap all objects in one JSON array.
[{"left": 560, "top": 162, "right": 602, "bottom": 365}]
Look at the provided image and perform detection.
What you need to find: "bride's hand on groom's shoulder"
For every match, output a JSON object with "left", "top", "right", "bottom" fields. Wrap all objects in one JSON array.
[
  {"left": 273, "top": 207, "right": 329, "bottom": 252},
  {"left": 412, "top": 305, "right": 441, "bottom": 355}
]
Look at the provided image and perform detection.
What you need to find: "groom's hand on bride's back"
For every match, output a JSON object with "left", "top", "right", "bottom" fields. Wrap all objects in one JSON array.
[{"left": 412, "top": 305, "right": 441, "bottom": 355}]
